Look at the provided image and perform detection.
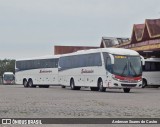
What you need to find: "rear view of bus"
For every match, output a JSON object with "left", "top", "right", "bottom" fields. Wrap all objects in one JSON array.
[
  {"left": 3, "top": 72, "right": 15, "bottom": 85},
  {"left": 58, "top": 48, "right": 142, "bottom": 93}
]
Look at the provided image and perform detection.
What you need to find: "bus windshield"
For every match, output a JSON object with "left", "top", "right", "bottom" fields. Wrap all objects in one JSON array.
[
  {"left": 4, "top": 74, "right": 14, "bottom": 81},
  {"left": 104, "top": 53, "right": 142, "bottom": 77},
  {"left": 112, "top": 55, "right": 142, "bottom": 77}
]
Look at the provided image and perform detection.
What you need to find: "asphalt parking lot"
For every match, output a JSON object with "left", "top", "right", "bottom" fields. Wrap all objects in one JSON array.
[
  {"left": 0, "top": 85, "right": 160, "bottom": 127},
  {"left": 0, "top": 84, "right": 160, "bottom": 119}
]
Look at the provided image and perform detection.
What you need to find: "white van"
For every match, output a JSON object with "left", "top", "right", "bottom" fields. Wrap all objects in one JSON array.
[{"left": 142, "top": 58, "right": 160, "bottom": 88}]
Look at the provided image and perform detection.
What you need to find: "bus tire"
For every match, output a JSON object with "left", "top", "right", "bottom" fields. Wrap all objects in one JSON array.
[
  {"left": 98, "top": 79, "right": 106, "bottom": 92},
  {"left": 142, "top": 79, "right": 147, "bottom": 88},
  {"left": 23, "top": 80, "right": 28, "bottom": 88},
  {"left": 28, "top": 79, "right": 35, "bottom": 88},
  {"left": 70, "top": 79, "right": 76, "bottom": 90},
  {"left": 123, "top": 88, "right": 130, "bottom": 93},
  {"left": 90, "top": 87, "right": 99, "bottom": 91}
]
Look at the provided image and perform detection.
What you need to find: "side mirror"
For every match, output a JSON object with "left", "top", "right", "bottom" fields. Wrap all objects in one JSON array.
[
  {"left": 140, "top": 55, "right": 145, "bottom": 66},
  {"left": 109, "top": 54, "right": 114, "bottom": 64}
]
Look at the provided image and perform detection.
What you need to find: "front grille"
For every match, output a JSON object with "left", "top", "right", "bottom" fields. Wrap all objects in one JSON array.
[
  {"left": 121, "top": 84, "right": 137, "bottom": 87},
  {"left": 121, "top": 80, "right": 138, "bottom": 83}
]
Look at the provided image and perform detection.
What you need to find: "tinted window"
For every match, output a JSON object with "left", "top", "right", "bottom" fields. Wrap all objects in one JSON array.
[
  {"left": 16, "top": 58, "right": 58, "bottom": 70},
  {"left": 59, "top": 53, "right": 102, "bottom": 71},
  {"left": 4, "top": 74, "right": 14, "bottom": 80},
  {"left": 144, "top": 62, "right": 160, "bottom": 71}
]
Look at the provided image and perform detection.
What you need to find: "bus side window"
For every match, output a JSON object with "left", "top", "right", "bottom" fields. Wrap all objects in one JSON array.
[
  {"left": 95, "top": 53, "right": 102, "bottom": 66},
  {"left": 150, "top": 63, "right": 156, "bottom": 71},
  {"left": 142, "top": 65, "right": 145, "bottom": 71},
  {"left": 145, "top": 62, "right": 150, "bottom": 71},
  {"left": 155, "top": 62, "right": 160, "bottom": 71}
]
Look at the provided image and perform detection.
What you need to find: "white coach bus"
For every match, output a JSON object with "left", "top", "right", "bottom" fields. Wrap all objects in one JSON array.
[
  {"left": 15, "top": 55, "right": 59, "bottom": 88},
  {"left": 142, "top": 58, "right": 160, "bottom": 88},
  {"left": 58, "top": 48, "right": 143, "bottom": 93}
]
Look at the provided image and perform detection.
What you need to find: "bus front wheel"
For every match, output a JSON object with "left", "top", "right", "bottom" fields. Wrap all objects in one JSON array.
[
  {"left": 70, "top": 79, "right": 80, "bottom": 90},
  {"left": 123, "top": 88, "right": 130, "bottom": 93},
  {"left": 70, "top": 79, "right": 76, "bottom": 90},
  {"left": 142, "top": 79, "right": 147, "bottom": 88},
  {"left": 98, "top": 79, "right": 106, "bottom": 92}
]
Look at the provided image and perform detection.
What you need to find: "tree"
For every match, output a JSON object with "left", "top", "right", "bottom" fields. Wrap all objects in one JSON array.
[{"left": 0, "top": 59, "right": 15, "bottom": 77}]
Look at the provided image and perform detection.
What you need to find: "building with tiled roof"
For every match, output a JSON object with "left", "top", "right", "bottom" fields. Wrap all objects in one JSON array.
[
  {"left": 130, "top": 19, "right": 160, "bottom": 43},
  {"left": 100, "top": 37, "right": 130, "bottom": 48},
  {"left": 54, "top": 18, "right": 160, "bottom": 57},
  {"left": 114, "top": 18, "right": 160, "bottom": 57},
  {"left": 54, "top": 45, "right": 98, "bottom": 55}
]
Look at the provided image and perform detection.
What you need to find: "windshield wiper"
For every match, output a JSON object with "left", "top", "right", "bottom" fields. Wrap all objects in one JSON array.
[
  {"left": 121, "top": 63, "right": 128, "bottom": 76},
  {"left": 129, "top": 62, "right": 137, "bottom": 76}
]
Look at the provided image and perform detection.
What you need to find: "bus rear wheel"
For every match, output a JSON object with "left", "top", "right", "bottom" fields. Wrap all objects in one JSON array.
[
  {"left": 123, "top": 88, "right": 130, "bottom": 93},
  {"left": 23, "top": 80, "right": 28, "bottom": 88},
  {"left": 28, "top": 79, "right": 36, "bottom": 88}
]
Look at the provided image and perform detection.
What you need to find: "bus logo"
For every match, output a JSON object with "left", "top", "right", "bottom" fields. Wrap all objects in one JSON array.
[
  {"left": 81, "top": 69, "right": 94, "bottom": 74},
  {"left": 39, "top": 70, "right": 52, "bottom": 73}
]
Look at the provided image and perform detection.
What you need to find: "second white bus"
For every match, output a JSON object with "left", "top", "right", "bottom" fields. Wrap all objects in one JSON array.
[
  {"left": 3, "top": 72, "right": 15, "bottom": 85},
  {"left": 58, "top": 48, "right": 143, "bottom": 93},
  {"left": 142, "top": 58, "right": 160, "bottom": 88},
  {"left": 15, "top": 55, "right": 59, "bottom": 88}
]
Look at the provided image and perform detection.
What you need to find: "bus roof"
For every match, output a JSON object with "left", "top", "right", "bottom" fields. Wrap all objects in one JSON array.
[
  {"left": 16, "top": 55, "right": 60, "bottom": 61},
  {"left": 101, "top": 48, "right": 139, "bottom": 55},
  {"left": 144, "top": 58, "right": 160, "bottom": 62},
  {"left": 60, "top": 48, "right": 139, "bottom": 57},
  {"left": 3, "top": 72, "right": 14, "bottom": 75}
]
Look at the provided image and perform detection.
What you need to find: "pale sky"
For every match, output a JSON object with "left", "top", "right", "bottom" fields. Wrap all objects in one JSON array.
[{"left": 0, "top": 0, "right": 160, "bottom": 59}]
